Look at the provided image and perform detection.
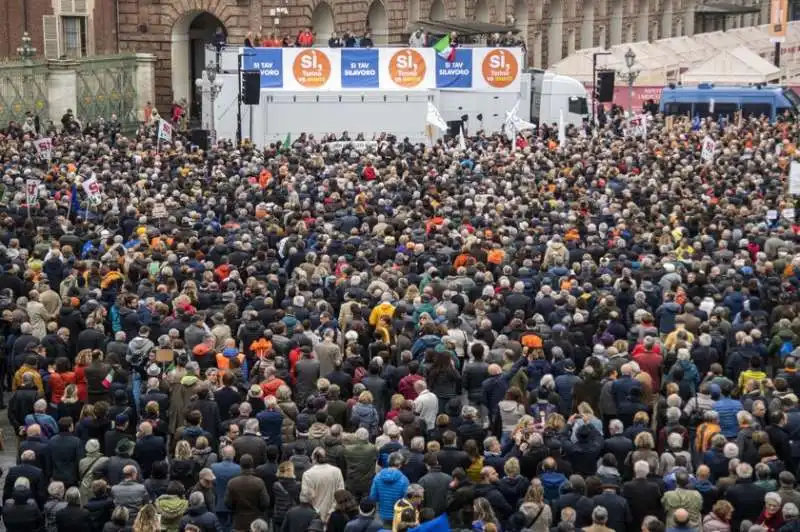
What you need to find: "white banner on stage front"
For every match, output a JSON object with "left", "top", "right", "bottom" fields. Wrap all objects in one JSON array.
[{"left": 240, "top": 47, "right": 523, "bottom": 93}]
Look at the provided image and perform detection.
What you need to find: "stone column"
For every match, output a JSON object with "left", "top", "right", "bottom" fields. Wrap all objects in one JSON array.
[
  {"left": 610, "top": 0, "right": 623, "bottom": 45},
  {"left": 134, "top": 53, "right": 156, "bottom": 122},
  {"left": 46, "top": 59, "right": 78, "bottom": 126},
  {"left": 581, "top": 1, "right": 595, "bottom": 49},
  {"left": 682, "top": 0, "right": 694, "bottom": 36},
  {"left": 637, "top": 0, "right": 649, "bottom": 41},
  {"left": 548, "top": 0, "right": 564, "bottom": 65}
]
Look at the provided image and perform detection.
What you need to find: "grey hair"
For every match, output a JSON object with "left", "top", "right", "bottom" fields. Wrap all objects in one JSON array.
[
  {"left": 677, "top": 348, "right": 691, "bottom": 361},
  {"left": 355, "top": 427, "right": 370, "bottom": 442},
  {"left": 406, "top": 484, "right": 424, "bottom": 498},
  {"left": 65, "top": 487, "right": 81, "bottom": 505},
  {"left": 766, "top": 492, "right": 783, "bottom": 506},
  {"left": 608, "top": 420, "right": 623, "bottom": 435},
  {"left": 47, "top": 480, "right": 64, "bottom": 498},
  {"left": 245, "top": 419, "right": 260, "bottom": 433},
  {"left": 410, "top": 437, "right": 425, "bottom": 452},
  {"left": 592, "top": 506, "right": 609, "bottom": 524},
  {"left": 461, "top": 405, "right": 478, "bottom": 419},
  {"left": 189, "top": 491, "right": 206, "bottom": 507},
  {"left": 667, "top": 432, "right": 684, "bottom": 450},
  {"left": 250, "top": 519, "right": 270, "bottom": 532},
  {"left": 388, "top": 452, "right": 405, "bottom": 468},
  {"left": 724, "top": 443, "right": 740, "bottom": 459},
  {"left": 737, "top": 462, "right": 754, "bottom": 480},
  {"left": 784, "top": 503, "right": 799, "bottom": 519},
  {"left": 737, "top": 411, "right": 753, "bottom": 426},
  {"left": 634, "top": 460, "right": 650, "bottom": 479}
]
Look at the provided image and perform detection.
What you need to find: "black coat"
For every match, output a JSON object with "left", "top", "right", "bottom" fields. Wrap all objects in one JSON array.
[
  {"left": 18, "top": 437, "right": 49, "bottom": 477},
  {"left": 214, "top": 387, "right": 241, "bottom": 422},
  {"left": 9, "top": 387, "right": 39, "bottom": 432},
  {"left": 104, "top": 430, "right": 133, "bottom": 458},
  {"left": 622, "top": 478, "right": 664, "bottom": 525},
  {"left": 233, "top": 434, "right": 267, "bottom": 467},
  {"left": 725, "top": 478, "right": 767, "bottom": 531},
  {"left": 280, "top": 502, "right": 318, "bottom": 532},
  {"left": 436, "top": 446, "right": 470, "bottom": 476},
  {"left": 85, "top": 496, "right": 114, "bottom": 532},
  {"left": 551, "top": 492, "right": 594, "bottom": 527},
  {"left": 272, "top": 478, "right": 301, "bottom": 525},
  {"left": 133, "top": 435, "right": 166, "bottom": 479},
  {"left": 75, "top": 329, "right": 107, "bottom": 355},
  {"left": 48, "top": 432, "right": 84, "bottom": 486},
  {"left": 56, "top": 503, "right": 90, "bottom": 532},
  {"left": 2, "top": 487, "right": 42, "bottom": 532},
  {"left": 473, "top": 483, "right": 513, "bottom": 521},
  {"left": 592, "top": 491, "right": 633, "bottom": 532},
  {"left": 179, "top": 506, "right": 221, "bottom": 532},
  {"left": 4, "top": 463, "right": 45, "bottom": 507},
  {"left": 603, "top": 435, "right": 634, "bottom": 471},
  {"left": 188, "top": 399, "right": 221, "bottom": 442},
  {"left": 456, "top": 420, "right": 486, "bottom": 450}
]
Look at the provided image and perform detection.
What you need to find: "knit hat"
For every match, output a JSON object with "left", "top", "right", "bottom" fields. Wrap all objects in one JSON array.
[{"left": 359, "top": 499, "right": 376, "bottom": 516}]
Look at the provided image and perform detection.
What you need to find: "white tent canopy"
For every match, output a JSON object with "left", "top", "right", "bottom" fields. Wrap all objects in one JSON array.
[
  {"left": 550, "top": 20, "right": 800, "bottom": 85},
  {"left": 682, "top": 46, "right": 780, "bottom": 83}
]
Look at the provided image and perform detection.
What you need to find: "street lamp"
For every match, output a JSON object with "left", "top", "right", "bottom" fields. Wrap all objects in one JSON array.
[
  {"left": 195, "top": 63, "right": 224, "bottom": 146},
  {"left": 17, "top": 32, "right": 36, "bottom": 61},
  {"left": 617, "top": 47, "right": 640, "bottom": 115}
]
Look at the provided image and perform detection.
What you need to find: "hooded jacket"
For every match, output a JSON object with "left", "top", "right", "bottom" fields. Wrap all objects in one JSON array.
[
  {"left": 155, "top": 494, "right": 189, "bottom": 532},
  {"left": 369, "top": 467, "right": 410, "bottom": 521}
]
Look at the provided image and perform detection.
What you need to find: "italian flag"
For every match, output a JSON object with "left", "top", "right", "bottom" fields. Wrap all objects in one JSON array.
[
  {"left": 102, "top": 369, "right": 114, "bottom": 389},
  {"left": 433, "top": 34, "right": 456, "bottom": 62}
]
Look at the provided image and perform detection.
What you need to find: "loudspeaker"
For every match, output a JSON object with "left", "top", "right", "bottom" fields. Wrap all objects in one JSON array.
[
  {"left": 242, "top": 72, "right": 261, "bottom": 105},
  {"left": 596, "top": 71, "right": 615, "bottom": 103},
  {"left": 446, "top": 120, "right": 462, "bottom": 138},
  {"left": 191, "top": 128, "right": 209, "bottom": 150}
]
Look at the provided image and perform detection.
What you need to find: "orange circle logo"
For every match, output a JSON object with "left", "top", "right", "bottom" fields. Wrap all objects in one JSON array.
[
  {"left": 481, "top": 49, "right": 518, "bottom": 88},
  {"left": 388, "top": 49, "right": 427, "bottom": 88},
  {"left": 292, "top": 50, "right": 331, "bottom": 88}
]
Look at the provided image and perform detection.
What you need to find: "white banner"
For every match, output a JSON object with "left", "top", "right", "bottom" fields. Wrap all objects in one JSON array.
[
  {"left": 701, "top": 136, "right": 716, "bottom": 162},
  {"left": 82, "top": 176, "right": 102, "bottom": 205},
  {"left": 25, "top": 179, "right": 40, "bottom": 204},
  {"left": 625, "top": 115, "right": 647, "bottom": 138},
  {"left": 158, "top": 119, "right": 173, "bottom": 142},
  {"left": 241, "top": 47, "right": 523, "bottom": 93},
  {"left": 323, "top": 141, "right": 379, "bottom": 152},
  {"left": 33, "top": 137, "right": 53, "bottom": 161},
  {"left": 790, "top": 160, "right": 800, "bottom": 195}
]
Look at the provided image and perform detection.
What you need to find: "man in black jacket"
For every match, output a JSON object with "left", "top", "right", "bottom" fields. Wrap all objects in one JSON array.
[
  {"left": 551, "top": 475, "right": 594, "bottom": 527},
  {"left": 9, "top": 373, "right": 39, "bottom": 436},
  {"left": 725, "top": 462, "right": 768, "bottom": 531},
  {"left": 18, "top": 424, "right": 49, "bottom": 478},
  {"left": 281, "top": 488, "right": 319, "bottom": 532},
  {"left": 49, "top": 417, "right": 84, "bottom": 487},
  {"left": 473, "top": 466, "right": 513, "bottom": 523},
  {"left": 622, "top": 460, "right": 664, "bottom": 526},
  {"left": 5, "top": 449, "right": 45, "bottom": 507},
  {"left": 133, "top": 421, "right": 166, "bottom": 479},
  {"left": 435, "top": 431, "right": 470, "bottom": 475},
  {"left": 592, "top": 481, "right": 633, "bottom": 532},
  {"left": 603, "top": 420, "right": 634, "bottom": 470}
]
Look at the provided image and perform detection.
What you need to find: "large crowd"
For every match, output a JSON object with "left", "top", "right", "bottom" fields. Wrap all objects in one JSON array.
[{"left": 0, "top": 106, "right": 798, "bottom": 532}]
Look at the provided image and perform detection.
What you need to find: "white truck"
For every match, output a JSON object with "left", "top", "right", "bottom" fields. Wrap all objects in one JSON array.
[{"left": 205, "top": 49, "right": 589, "bottom": 144}]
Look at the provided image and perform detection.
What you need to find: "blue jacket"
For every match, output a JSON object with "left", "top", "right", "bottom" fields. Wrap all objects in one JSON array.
[
  {"left": 210, "top": 459, "right": 241, "bottom": 512},
  {"left": 369, "top": 467, "right": 410, "bottom": 521},
  {"left": 715, "top": 397, "right": 743, "bottom": 438},
  {"left": 540, "top": 471, "right": 568, "bottom": 503},
  {"left": 256, "top": 408, "right": 283, "bottom": 447}
]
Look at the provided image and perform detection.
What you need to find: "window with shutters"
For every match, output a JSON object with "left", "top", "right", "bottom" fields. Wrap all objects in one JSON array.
[
  {"left": 61, "top": 16, "right": 87, "bottom": 57},
  {"left": 43, "top": 15, "right": 61, "bottom": 59}
]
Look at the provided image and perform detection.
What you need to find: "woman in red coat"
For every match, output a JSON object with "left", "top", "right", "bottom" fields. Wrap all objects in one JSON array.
[{"left": 73, "top": 349, "right": 91, "bottom": 402}]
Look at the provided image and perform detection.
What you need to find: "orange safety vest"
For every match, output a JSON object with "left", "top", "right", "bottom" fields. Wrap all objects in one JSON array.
[{"left": 216, "top": 352, "right": 245, "bottom": 375}]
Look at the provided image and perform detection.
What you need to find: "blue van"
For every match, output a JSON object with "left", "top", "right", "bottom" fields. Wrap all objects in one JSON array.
[{"left": 658, "top": 83, "right": 800, "bottom": 121}]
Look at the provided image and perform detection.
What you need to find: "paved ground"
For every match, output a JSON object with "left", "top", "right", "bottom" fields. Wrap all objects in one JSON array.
[{"left": 0, "top": 403, "right": 18, "bottom": 530}]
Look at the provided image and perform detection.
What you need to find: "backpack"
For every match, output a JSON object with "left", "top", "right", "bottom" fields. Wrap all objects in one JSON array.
[
  {"left": 353, "top": 366, "right": 367, "bottom": 384},
  {"left": 781, "top": 340, "right": 795, "bottom": 358}
]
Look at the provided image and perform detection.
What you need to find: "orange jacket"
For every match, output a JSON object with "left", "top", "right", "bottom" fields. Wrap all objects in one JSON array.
[{"left": 261, "top": 377, "right": 286, "bottom": 398}]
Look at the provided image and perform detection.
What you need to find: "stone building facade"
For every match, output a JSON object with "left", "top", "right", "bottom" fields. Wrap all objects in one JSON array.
[{"left": 0, "top": 0, "right": 772, "bottom": 109}]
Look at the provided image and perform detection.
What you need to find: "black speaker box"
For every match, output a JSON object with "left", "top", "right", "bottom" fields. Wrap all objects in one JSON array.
[
  {"left": 242, "top": 72, "right": 261, "bottom": 105},
  {"left": 596, "top": 70, "right": 615, "bottom": 103},
  {"left": 191, "top": 128, "right": 209, "bottom": 150}
]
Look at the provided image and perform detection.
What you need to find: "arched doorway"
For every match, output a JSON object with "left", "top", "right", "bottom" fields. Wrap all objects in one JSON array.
[
  {"left": 475, "top": 0, "right": 490, "bottom": 21},
  {"left": 311, "top": 2, "right": 335, "bottom": 45},
  {"left": 430, "top": 0, "right": 446, "bottom": 20},
  {"left": 367, "top": 0, "right": 388, "bottom": 45},
  {"left": 171, "top": 11, "right": 226, "bottom": 120}
]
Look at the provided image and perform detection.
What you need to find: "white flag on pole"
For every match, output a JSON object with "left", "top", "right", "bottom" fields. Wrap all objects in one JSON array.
[
  {"left": 33, "top": 138, "right": 53, "bottom": 161},
  {"left": 558, "top": 109, "right": 566, "bottom": 145},
  {"left": 458, "top": 124, "right": 467, "bottom": 151},
  {"left": 505, "top": 101, "right": 536, "bottom": 141},
  {"left": 158, "top": 119, "right": 173, "bottom": 142},
  {"left": 425, "top": 102, "right": 448, "bottom": 132}
]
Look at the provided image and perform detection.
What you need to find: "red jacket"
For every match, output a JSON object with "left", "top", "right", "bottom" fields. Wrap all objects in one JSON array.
[
  {"left": 398, "top": 374, "right": 423, "bottom": 400},
  {"left": 632, "top": 347, "right": 664, "bottom": 392}
]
